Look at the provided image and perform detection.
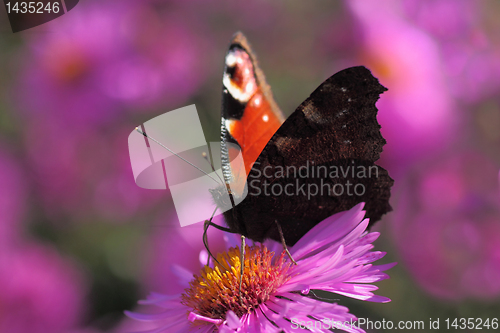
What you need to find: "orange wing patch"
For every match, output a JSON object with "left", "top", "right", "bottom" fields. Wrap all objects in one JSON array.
[
  {"left": 226, "top": 89, "right": 282, "bottom": 174},
  {"left": 223, "top": 33, "right": 284, "bottom": 176}
]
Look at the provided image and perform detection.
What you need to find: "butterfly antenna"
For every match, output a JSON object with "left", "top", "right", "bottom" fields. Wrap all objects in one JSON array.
[
  {"left": 239, "top": 235, "right": 246, "bottom": 304},
  {"left": 135, "top": 127, "right": 221, "bottom": 185},
  {"left": 275, "top": 220, "right": 297, "bottom": 265},
  {"left": 202, "top": 151, "right": 224, "bottom": 185}
]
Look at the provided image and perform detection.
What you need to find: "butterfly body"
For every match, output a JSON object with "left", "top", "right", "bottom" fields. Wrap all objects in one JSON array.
[{"left": 213, "top": 33, "right": 393, "bottom": 246}]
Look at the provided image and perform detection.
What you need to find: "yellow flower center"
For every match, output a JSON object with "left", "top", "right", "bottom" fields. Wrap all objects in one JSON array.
[{"left": 181, "top": 245, "right": 292, "bottom": 320}]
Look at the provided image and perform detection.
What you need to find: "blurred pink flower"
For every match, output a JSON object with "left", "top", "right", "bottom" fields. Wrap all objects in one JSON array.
[
  {"left": 16, "top": 0, "right": 206, "bottom": 127},
  {"left": 402, "top": 0, "right": 500, "bottom": 103},
  {"left": 393, "top": 151, "right": 500, "bottom": 299},
  {"left": 347, "top": 0, "right": 456, "bottom": 170},
  {"left": 402, "top": 0, "right": 478, "bottom": 40},
  {"left": 0, "top": 242, "right": 88, "bottom": 333},
  {"left": 126, "top": 204, "right": 395, "bottom": 333},
  {"left": 23, "top": 122, "right": 164, "bottom": 222},
  {"left": 444, "top": 43, "right": 500, "bottom": 103},
  {"left": 0, "top": 148, "right": 26, "bottom": 247}
]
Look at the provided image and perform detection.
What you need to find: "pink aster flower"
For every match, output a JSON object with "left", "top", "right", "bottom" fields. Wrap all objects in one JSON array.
[{"left": 126, "top": 203, "right": 395, "bottom": 332}]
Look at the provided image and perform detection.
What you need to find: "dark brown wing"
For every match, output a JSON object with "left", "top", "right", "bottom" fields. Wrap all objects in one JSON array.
[{"left": 222, "top": 66, "right": 393, "bottom": 245}]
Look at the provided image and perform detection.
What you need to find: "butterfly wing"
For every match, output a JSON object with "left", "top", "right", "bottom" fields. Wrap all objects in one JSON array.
[
  {"left": 224, "top": 66, "right": 393, "bottom": 244},
  {"left": 220, "top": 32, "right": 285, "bottom": 187}
]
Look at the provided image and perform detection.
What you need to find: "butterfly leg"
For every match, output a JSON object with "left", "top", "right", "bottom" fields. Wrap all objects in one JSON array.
[
  {"left": 202, "top": 208, "right": 235, "bottom": 266},
  {"left": 203, "top": 219, "right": 223, "bottom": 267},
  {"left": 205, "top": 220, "right": 232, "bottom": 233},
  {"left": 203, "top": 219, "right": 237, "bottom": 267},
  {"left": 239, "top": 235, "right": 246, "bottom": 305},
  {"left": 275, "top": 220, "right": 298, "bottom": 265}
]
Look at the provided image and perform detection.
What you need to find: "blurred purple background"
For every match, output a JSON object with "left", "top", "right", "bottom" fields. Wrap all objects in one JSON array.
[{"left": 0, "top": 0, "right": 499, "bottom": 332}]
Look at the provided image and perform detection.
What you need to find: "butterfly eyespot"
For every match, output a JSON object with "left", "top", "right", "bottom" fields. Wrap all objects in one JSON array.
[
  {"left": 340, "top": 87, "right": 347, "bottom": 92},
  {"left": 262, "top": 115, "right": 269, "bottom": 122},
  {"left": 347, "top": 98, "right": 352, "bottom": 102},
  {"left": 222, "top": 49, "right": 257, "bottom": 103}
]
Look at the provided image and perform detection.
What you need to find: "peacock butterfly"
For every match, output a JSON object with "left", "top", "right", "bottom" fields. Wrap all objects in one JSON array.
[{"left": 210, "top": 32, "right": 393, "bottom": 246}]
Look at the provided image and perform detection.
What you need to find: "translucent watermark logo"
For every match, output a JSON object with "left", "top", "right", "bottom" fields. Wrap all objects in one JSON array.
[
  {"left": 128, "top": 105, "right": 247, "bottom": 227},
  {"left": 3, "top": 0, "right": 79, "bottom": 32}
]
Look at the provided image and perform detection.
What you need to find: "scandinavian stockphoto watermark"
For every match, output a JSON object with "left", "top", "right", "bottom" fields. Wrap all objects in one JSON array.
[
  {"left": 248, "top": 160, "right": 379, "bottom": 199},
  {"left": 290, "top": 317, "right": 499, "bottom": 330}
]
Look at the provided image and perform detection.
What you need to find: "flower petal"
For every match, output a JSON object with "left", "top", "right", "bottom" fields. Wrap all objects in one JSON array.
[{"left": 291, "top": 203, "right": 366, "bottom": 259}]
